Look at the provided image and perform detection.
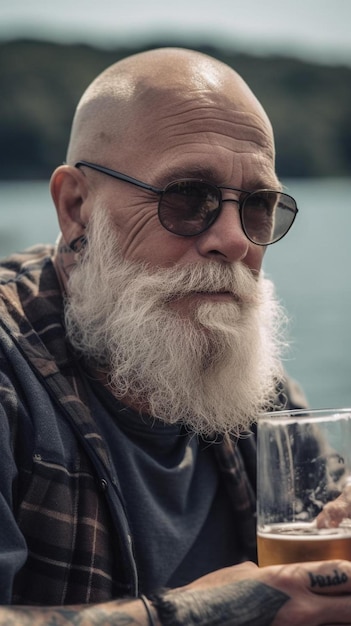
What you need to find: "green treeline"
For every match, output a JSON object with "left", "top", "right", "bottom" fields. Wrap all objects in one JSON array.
[{"left": 1, "top": 38, "right": 350, "bottom": 180}]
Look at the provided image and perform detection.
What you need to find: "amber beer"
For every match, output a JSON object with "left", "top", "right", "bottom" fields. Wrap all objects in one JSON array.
[{"left": 257, "top": 523, "right": 351, "bottom": 567}]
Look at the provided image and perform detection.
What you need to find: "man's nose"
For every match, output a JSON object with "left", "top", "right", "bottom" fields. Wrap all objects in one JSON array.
[{"left": 195, "top": 199, "right": 250, "bottom": 263}]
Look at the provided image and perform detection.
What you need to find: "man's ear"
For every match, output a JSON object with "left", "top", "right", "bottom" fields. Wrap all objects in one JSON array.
[{"left": 50, "top": 164, "right": 90, "bottom": 249}]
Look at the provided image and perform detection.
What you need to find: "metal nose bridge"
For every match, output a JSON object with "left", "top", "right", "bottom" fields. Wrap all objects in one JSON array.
[
  {"left": 221, "top": 197, "right": 240, "bottom": 205},
  {"left": 219, "top": 185, "right": 243, "bottom": 207},
  {"left": 221, "top": 196, "right": 240, "bottom": 210}
]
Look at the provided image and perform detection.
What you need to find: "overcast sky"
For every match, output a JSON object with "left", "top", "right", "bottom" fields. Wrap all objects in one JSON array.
[{"left": 1, "top": 0, "right": 351, "bottom": 65}]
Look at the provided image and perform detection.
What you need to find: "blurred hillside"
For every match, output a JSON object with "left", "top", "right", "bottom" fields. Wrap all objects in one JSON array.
[{"left": 1, "top": 38, "right": 350, "bottom": 180}]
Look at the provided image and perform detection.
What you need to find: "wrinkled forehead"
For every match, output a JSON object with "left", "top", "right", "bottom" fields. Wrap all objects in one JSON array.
[{"left": 118, "top": 81, "right": 275, "bottom": 176}]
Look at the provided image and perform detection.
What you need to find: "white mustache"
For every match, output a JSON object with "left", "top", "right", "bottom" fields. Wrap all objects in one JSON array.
[{"left": 133, "top": 261, "right": 261, "bottom": 306}]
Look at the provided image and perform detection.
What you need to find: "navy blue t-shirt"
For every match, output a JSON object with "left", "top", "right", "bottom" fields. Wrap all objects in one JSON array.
[{"left": 85, "top": 378, "right": 241, "bottom": 594}]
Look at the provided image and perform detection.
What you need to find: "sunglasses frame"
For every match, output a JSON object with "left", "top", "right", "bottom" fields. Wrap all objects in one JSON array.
[{"left": 75, "top": 160, "right": 298, "bottom": 245}]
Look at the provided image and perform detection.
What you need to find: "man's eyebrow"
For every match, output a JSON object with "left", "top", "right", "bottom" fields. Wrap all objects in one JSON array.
[
  {"left": 155, "top": 165, "right": 219, "bottom": 185},
  {"left": 245, "top": 176, "right": 283, "bottom": 192},
  {"left": 155, "top": 166, "right": 282, "bottom": 191}
]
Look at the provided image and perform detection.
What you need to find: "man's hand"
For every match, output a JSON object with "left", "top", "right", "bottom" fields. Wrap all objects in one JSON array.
[{"left": 151, "top": 559, "right": 351, "bottom": 625}]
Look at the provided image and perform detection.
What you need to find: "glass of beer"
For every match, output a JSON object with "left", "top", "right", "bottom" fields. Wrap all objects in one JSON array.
[{"left": 257, "top": 408, "right": 351, "bottom": 566}]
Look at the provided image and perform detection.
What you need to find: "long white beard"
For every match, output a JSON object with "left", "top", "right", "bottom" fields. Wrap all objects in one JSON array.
[{"left": 64, "top": 206, "right": 287, "bottom": 437}]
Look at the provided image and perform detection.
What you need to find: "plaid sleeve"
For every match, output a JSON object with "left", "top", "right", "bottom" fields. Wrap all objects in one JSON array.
[{"left": 0, "top": 354, "right": 29, "bottom": 603}]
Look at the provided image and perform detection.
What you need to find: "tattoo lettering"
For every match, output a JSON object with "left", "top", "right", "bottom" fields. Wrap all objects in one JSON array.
[{"left": 309, "top": 569, "right": 348, "bottom": 589}]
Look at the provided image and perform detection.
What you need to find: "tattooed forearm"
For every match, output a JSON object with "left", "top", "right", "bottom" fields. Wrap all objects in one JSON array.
[
  {"left": 309, "top": 568, "right": 348, "bottom": 589},
  {"left": 0, "top": 601, "right": 146, "bottom": 626},
  {"left": 151, "top": 580, "right": 289, "bottom": 626}
]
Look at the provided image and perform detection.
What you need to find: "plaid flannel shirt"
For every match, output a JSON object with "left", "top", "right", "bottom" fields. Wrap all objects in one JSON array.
[{"left": 0, "top": 245, "right": 306, "bottom": 606}]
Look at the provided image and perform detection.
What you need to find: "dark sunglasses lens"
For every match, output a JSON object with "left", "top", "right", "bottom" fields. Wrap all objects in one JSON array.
[
  {"left": 159, "top": 181, "right": 221, "bottom": 236},
  {"left": 242, "top": 191, "right": 297, "bottom": 244}
]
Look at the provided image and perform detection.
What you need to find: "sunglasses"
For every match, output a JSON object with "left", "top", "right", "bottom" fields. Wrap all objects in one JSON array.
[{"left": 75, "top": 160, "right": 298, "bottom": 246}]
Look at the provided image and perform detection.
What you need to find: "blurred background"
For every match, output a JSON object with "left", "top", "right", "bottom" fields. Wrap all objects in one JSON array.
[{"left": 0, "top": 0, "right": 350, "bottom": 408}]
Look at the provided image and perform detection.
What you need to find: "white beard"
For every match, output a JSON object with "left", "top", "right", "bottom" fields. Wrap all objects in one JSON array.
[{"left": 64, "top": 205, "right": 287, "bottom": 437}]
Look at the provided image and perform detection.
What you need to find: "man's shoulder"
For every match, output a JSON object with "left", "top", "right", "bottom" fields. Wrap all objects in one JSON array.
[
  {"left": 0, "top": 244, "right": 55, "bottom": 284},
  {"left": 0, "top": 244, "right": 59, "bottom": 312},
  {"left": 0, "top": 244, "right": 62, "bottom": 338}
]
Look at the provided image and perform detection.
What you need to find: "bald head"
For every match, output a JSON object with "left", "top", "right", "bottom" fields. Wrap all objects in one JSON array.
[{"left": 66, "top": 47, "right": 273, "bottom": 168}]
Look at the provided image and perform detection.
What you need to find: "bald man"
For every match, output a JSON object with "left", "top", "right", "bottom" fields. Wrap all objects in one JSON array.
[{"left": 0, "top": 47, "right": 350, "bottom": 625}]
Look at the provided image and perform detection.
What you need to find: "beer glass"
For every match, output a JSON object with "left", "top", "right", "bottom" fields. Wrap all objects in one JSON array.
[{"left": 257, "top": 408, "right": 351, "bottom": 566}]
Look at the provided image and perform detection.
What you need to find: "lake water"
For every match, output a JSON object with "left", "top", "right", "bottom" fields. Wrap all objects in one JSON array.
[{"left": 0, "top": 178, "right": 350, "bottom": 409}]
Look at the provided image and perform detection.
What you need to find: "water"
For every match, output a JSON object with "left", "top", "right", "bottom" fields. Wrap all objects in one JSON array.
[{"left": 0, "top": 178, "right": 350, "bottom": 409}]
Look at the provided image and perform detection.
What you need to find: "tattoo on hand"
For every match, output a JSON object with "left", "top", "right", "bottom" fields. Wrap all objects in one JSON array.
[
  {"left": 156, "top": 580, "right": 290, "bottom": 626},
  {"left": 203, "top": 581, "right": 290, "bottom": 626},
  {"left": 309, "top": 569, "right": 348, "bottom": 589}
]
